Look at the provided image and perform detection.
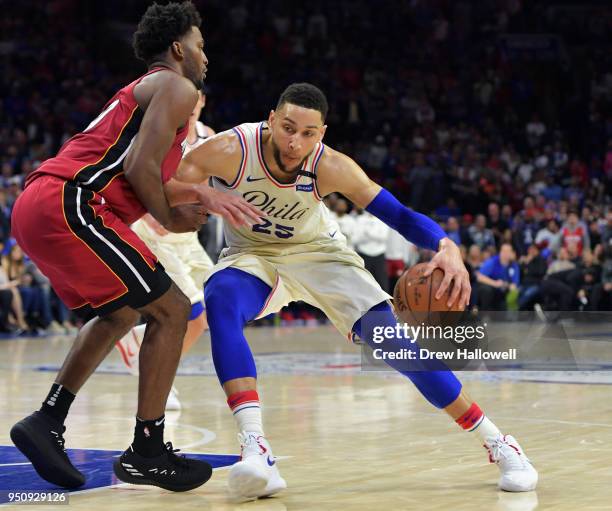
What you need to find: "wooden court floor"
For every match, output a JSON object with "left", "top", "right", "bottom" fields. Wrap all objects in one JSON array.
[{"left": 1, "top": 325, "right": 611, "bottom": 510}]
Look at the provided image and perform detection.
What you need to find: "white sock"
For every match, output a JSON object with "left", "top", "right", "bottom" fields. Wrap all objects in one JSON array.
[
  {"left": 235, "top": 407, "right": 264, "bottom": 435},
  {"left": 228, "top": 390, "right": 264, "bottom": 435},
  {"left": 471, "top": 416, "right": 502, "bottom": 444}
]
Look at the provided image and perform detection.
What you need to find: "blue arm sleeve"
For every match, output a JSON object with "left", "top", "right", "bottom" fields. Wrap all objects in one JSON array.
[{"left": 365, "top": 188, "right": 446, "bottom": 251}]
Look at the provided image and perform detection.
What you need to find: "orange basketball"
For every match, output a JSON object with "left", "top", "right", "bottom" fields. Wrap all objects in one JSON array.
[{"left": 393, "top": 263, "right": 465, "bottom": 326}]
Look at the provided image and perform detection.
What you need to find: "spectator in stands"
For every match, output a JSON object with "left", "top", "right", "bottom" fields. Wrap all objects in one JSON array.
[
  {"left": 590, "top": 245, "right": 612, "bottom": 310},
  {"left": 501, "top": 204, "right": 514, "bottom": 229},
  {"left": 467, "top": 244, "right": 484, "bottom": 271},
  {"left": 445, "top": 216, "right": 469, "bottom": 247},
  {"left": 468, "top": 214, "right": 495, "bottom": 250},
  {"left": 332, "top": 197, "right": 357, "bottom": 249},
  {"left": 535, "top": 219, "right": 561, "bottom": 255},
  {"left": 407, "top": 152, "right": 431, "bottom": 213},
  {"left": 0, "top": 189, "right": 11, "bottom": 244},
  {"left": 512, "top": 210, "right": 540, "bottom": 256},
  {"left": 561, "top": 210, "right": 590, "bottom": 257},
  {"left": 602, "top": 210, "right": 612, "bottom": 246},
  {"left": 0, "top": 262, "right": 28, "bottom": 334},
  {"left": 538, "top": 247, "right": 577, "bottom": 311},
  {"left": 486, "top": 202, "right": 508, "bottom": 246},
  {"left": 352, "top": 209, "right": 390, "bottom": 292},
  {"left": 385, "top": 230, "right": 416, "bottom": 293},
  {"left": 3, "top": 244, "right": 50, "bottom": 332},
  {"left": 476, "top": 243, "right": 520, "bottom": 311},
  {"left": 518, "top": 244, "right": 547, "bottom": 310},
  {"left": 574, "top": 249, "right": 602, "bottom": 310}
]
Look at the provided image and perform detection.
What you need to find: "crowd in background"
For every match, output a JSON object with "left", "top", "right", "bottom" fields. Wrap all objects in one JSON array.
[
  {"left": 1, "top": 0, "right": 611, "bottom": 331},
  {"left": 325, "top": 195, "right": 612, "bottom": 315}
]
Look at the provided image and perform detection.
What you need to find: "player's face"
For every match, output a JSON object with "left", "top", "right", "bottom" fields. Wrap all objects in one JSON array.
[
  {"left": 180, "top": 26, "right": 208, "bottom": 90},
  {"left": 268, "top": 104, "right": 326, "bottom": 175}
]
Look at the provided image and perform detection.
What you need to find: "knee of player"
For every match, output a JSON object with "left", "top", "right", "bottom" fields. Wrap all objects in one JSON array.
[
  {"left": 204, "top": 282, "right": 237, "bottom": 314},
  {"left": 170, "top": 286, "right": 192, "bottom": 319},
  {"left": 99, "top": 307, "right": 140, "bottom": 332},
  {"left": 150, "top": 284, "right": 191, "bottom": 324}
]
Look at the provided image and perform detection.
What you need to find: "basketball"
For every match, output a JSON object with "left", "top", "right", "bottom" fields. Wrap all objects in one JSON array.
[{"left": 393, "top": 263, "right": 465, "bottom": 325}]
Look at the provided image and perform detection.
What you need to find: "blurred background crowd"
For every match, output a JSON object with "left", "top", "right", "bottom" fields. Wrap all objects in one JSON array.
[{"left": 1, "top": 0, "right": 610, "bottom": 333}]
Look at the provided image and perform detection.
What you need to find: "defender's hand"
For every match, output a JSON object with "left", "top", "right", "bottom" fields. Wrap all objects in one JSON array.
[
  {"left": 142, "top": 213, "right": 170, "bottom": 236},
  {"left": 164, "top": 204, "right": 208, "bottom": 233}
]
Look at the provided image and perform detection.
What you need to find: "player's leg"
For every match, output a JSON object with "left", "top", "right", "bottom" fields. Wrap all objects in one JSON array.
[
  {"left": 116, "top": 230, "right": 209, "bottom": 409},
  {"left": 11, "top": 282, "right": 199, "bottom": 489},
  {"left": 353, "top": 301, "right": 538, "bottom": 492},
  {"left": 204, "top": 267, "right": 287, "bottom": 500},
  {"left": 116, "top": 302, "right": 206, "bottom": 372},
  {"left": 10, "top": 306, "right": 139, "bottom": 488},
  {"left": 111, "top": 282, "right": 212, "bottom": 491},
  {"left": 182, "top": 234, "right": 213, "bottom": 351},
  {"left": 182, "top": 302, "right": 207, "bottom": 353},
  {"left": 10, "top": 180, "right": 212, "bottom": 491},
  {"left": 165, "top": 302, "right": 206, "bottom": 410},
  {"left": 297, "top": 252, "right": 536, "bottom": 493}
]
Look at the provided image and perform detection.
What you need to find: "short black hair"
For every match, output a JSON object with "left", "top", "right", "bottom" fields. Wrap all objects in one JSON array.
[
  {"left": 276, "top": 83, "right": 328, "bottom": 121},
  {"left": 133, "top": 1, "right": 201, "bottom": 64}
]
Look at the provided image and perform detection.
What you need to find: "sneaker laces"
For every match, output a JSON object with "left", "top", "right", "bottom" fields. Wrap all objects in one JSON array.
[
  {"left": 487, "top": 437, "right": 530, "bottom": 470},
  {"left": 237, "top": 432, "right": 267, "bottom": 458},
  {"left": 164, "top": 442, "right": 190, "bottom": 470},
  {"left": 50, "top": 430, "right": 66, "bottom": 452}
]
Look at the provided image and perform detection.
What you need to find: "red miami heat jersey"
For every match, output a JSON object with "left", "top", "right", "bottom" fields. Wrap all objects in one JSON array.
[{"left": 25, "top": 67, "right": 188, "bottom": 225}]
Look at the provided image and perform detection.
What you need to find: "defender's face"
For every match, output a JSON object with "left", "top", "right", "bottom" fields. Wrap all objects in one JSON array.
[
  {"left": 180, "top": 26, "right": 208, "bottom": 89},
  {"left": 268, "top": 104, "right": 326, "bottom": 175}
]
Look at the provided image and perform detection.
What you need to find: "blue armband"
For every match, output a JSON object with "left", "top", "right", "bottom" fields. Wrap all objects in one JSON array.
[{"left": 365, "top": 189, "right": 446, "bottom": 251}]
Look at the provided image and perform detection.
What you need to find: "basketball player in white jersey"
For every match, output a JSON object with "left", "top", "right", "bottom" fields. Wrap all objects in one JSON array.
[
  {"left": 174, "top": 84, "right": 538, "bottom": 500},
  {"left": 116, "top": 91, "right": 215, "bottom": 410}
]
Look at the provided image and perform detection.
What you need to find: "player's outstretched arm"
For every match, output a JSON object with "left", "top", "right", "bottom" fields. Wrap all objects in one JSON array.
[
  {"left": 164, "top": 130, "right": 265, "bottom": 228},
  {"left": 318, "top": 149, "right": 470, "bottom": 307}
]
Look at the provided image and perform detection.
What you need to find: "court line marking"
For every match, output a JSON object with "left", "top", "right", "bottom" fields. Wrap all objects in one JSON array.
[{"left": 64, "top": 415, "right": 217, "bottom": 451}]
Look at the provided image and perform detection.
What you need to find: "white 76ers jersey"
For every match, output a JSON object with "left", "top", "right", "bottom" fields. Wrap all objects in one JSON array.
[{"left": 212, "top": 122, "right": 345, "bottom": 253}]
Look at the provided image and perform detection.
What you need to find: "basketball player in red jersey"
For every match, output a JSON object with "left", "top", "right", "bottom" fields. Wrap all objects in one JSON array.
[{"left": 9, "top": 2, "right": 262, "bottom": 492}]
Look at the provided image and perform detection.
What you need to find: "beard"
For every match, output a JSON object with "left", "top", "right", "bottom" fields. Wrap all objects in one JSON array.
[
  {"left": 186, "top": 61, "right": 205, "bottom": 90},
  {"left": 271, "top": 140, "right": 309, "bottom": 176},
  {"left": 190, "top": 72, "right": 205, "bottom": 91}
]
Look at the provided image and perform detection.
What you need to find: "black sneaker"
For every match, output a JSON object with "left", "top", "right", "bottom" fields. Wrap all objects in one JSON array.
[
  {"left": 10, "top": 411, "right": 85, "bottom": 488},
  {"left": 113, "top": 442, "right": 213, "bottom": 492}
]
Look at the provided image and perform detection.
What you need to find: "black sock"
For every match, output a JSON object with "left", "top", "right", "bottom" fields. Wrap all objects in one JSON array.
[
  {"left": 40, "top": 383, "right": 75, "bottom": 424},
  {"left": 133, "top": 415, "right": 166, "bottom": 458}
]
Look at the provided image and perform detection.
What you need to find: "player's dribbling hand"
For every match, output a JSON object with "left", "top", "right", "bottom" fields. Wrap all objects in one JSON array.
[
  {"left": 423, "top": 237, "right": 471, "bottom": 308},
  {"left": 165, "top": 204, "right": 208, "bottom": 233},
  {"left": 195, "top": 185, "right": 265, "bottom": 228}
]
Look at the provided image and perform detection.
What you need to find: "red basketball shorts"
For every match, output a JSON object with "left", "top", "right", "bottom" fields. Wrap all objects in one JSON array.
[{"left": 11, "top": 175, "right": 171, "bottom": 317}]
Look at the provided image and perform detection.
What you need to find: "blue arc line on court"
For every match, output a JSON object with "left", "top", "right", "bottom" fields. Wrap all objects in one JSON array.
[{"left": 0, "top": 445, "right": 238, "bottom": 502}]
